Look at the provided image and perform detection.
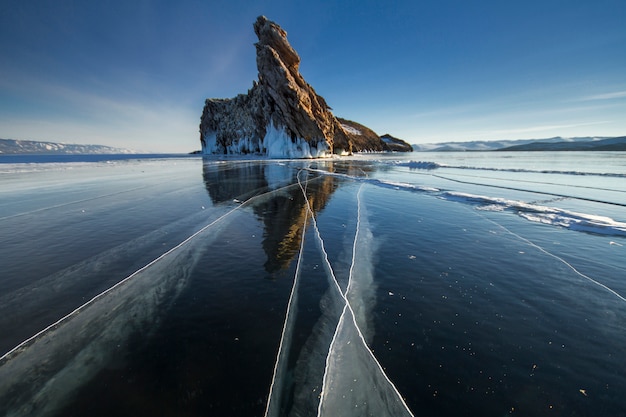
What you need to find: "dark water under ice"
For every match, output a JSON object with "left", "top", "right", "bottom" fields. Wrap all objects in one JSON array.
[{"left": 1, "top": 152, "right": 625, "bottom": 416}]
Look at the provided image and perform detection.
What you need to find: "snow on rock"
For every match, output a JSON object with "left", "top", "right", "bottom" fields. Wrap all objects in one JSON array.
[
  {"left": 263, "top": 122, "right": 330, "bottom": 158},
  {"left": 340, "top": 123, "right": 362, "bottom": 136}
]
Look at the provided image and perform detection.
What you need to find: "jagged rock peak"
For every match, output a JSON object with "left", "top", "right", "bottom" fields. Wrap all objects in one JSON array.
[
  {"left": 254, "top": 16, "right": 300, "bottom": 71},
  {"left": 199, "top": 16, "right": 411, "bottom": 158}
]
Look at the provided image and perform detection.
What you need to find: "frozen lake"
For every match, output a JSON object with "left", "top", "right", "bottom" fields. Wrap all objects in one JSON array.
[{"left": 1, "top": 152, "right": 625, "bottom": 416}]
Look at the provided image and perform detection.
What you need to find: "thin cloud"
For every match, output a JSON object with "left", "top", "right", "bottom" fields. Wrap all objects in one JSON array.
[
  {"left": 579, "top": 90, "right": 626, "bottom": 101},
  {"left": 474, "top": 120, "right": 612, "bottom": 137},
  {"left": 0, "top": 73, "right": 200, "bottom": 152}
]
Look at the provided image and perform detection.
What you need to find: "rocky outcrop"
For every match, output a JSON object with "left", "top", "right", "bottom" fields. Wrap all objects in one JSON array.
[
  {"left": 337, "top": 118, "right": 385, "bottom": 152},
  {"left": 336, "top": 119, "right": 413, "bottom": 153},
  {"left": 380, "top": 134, "right": 414, "bottom": 152},
  {"left": 200, "top": 16, "right": 412, "bottom": 158}
]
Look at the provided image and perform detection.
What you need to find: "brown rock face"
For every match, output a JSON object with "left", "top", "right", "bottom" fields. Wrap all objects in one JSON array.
[
  {"left": 253, "top": 16, "right": 349, "bottom": 153},
  {"left": 200, "top": 16, "right": 410, "bottom": 157}
]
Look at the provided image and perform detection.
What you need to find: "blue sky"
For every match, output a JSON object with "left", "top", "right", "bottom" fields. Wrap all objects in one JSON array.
[{"left": 1, "top": 0, "right": 625, "bottom": 153}]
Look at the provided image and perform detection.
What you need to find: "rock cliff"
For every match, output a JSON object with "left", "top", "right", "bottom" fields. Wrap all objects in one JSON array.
[
  {"left": 379, "top": 133, "right": 414, "bottom": 152},
  {"left": 200, "top": 16, "right": 412, "bottom": 158}
]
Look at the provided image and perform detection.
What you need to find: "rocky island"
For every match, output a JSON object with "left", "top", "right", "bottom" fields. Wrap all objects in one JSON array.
[{"left": 199, "top": 16, "right": 412, "bottom": 158}]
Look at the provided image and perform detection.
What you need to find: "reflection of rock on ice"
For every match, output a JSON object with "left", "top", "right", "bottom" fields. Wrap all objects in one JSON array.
[
  {"left": 202, "top": 161, "right": 338, "bottom": 274},
  {"left": 265, "top": 182, "right": 413, "bottom": 417}
]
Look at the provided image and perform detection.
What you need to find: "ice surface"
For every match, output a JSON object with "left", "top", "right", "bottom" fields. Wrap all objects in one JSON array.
[
  {"left": 0, "top": 237, "right": 203, "bottom": 416},
  {"left": 264, "top": 176, "right": 413, "bottom": 416},
  {"left": 305, "top": 164, "right": 626, "bottom": 237},
  {"left": 3, "top": 154, "right": 625, "bottom": 416},
  {"left": 264, "top": 162, "right": 294, "bottom": 190},
  {"left": 0, "top": 190, "right": 247, "bottom": 417},
  {"left": 442, "top": 192, "right": 626, "bottom": 236},
  {"left": 385, "top": 158, "right": 626, "bottom": 178},
  {"left": 317, "top": 187, "right": 413, "bottom": 417}
]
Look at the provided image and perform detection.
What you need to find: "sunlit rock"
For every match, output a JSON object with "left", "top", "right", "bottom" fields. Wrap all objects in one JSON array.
[{"left": 199, "top": 16, "right": 411, "bottom": 158}]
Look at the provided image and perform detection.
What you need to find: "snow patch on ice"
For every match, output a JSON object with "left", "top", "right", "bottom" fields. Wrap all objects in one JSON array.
[
  {"left": 390, "top": 160, "right": 443, "bottom": 170},
  {"left": 517, "top": 211, "right": 626, "bottom": 236},
  {"left": 442, "top": 192, "right": 626, "bottom": 237},
  {"left": 373, "top": 179, "right": 440, "bottom": 192}
]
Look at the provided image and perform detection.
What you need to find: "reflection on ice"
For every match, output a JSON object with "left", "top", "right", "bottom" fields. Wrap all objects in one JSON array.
[
  {"left": 202, "top": 161, "right": 338, "bottom": 273},
  {"left": 1, "top": 160, "right": 353, "bottom": 417},
  {"left": 265, "top": 175, "right": 413, "bottom": 416},
  {"left": 3, "top": 155, "right": 624, "bottom": 416}
]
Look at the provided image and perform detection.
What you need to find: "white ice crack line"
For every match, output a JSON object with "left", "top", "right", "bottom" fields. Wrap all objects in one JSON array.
[
  {"left": 484, "top": 216, "right": 626, "bottom": 303},
  {"left": 264, "top": 169, "right": 311, "bottom": 417},
  {"left": 301, "top": 174, "right": 413, "bottom": 417},
  {"left": 0, "top": 181, "right": 300, "bottom": 363}
]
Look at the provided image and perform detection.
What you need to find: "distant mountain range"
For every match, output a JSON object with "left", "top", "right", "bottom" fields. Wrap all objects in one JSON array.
[
  {"left": 3, "top": 135, "right": 625, "bottom": 156},
  {"left": 412, "top": 136, "right": 626, "bottom": 152},
  {"left": 0, "top": 138, "right": 136, "bottom": 155}
]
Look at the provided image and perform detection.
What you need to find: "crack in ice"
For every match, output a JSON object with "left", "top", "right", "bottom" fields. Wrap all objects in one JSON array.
[
  {"left": 264, "top": 170, "right": 311, "bottom": 417},
  {"left": 314, "top": 182, "right": 414, "bottom": 417},
  {"left": 285, "top": 168, "right": 415, "bottom": 417},
  {"left": 0, "top": 183, "right": 296, "bottom": 363},
  {"left": 484, "top": 217, "right": 626, "bottom": 303}
]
